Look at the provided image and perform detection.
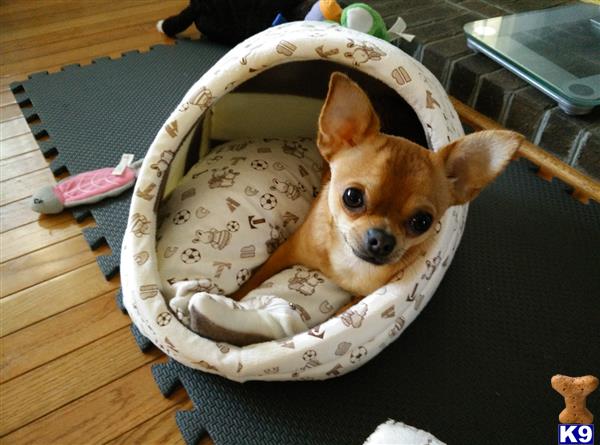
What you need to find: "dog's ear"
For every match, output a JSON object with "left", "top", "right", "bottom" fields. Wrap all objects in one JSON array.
[
  {"left": 317, "top": 72, "right": 380, "bottom": 160},
  {"left": 438, "top": 130, "right": 522, "bottom": 204}
]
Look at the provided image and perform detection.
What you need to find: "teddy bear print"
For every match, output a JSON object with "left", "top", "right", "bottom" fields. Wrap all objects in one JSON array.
[
  {"left": 302, "top": 349, "right": 319, "bottom": 364},
  {"left": 193, "top": 227, "right": 232, "bottom": 250},
  {"left": 340, "top": 302, "right": 368, "bottom": 328},
  {"left": 270, "top": 178, "right": 305, "bottom": 200},
  {"left": 265, "top": 224, "right": 286, "bottom": 254},
  {"left": 344, "top": 39, "right": 386, "bottom": 66},
  {"left": 130, "top": 213, "right": 151, "bottom": 237},
  {"left": 189, "top": 86, "right": 213, "bottom": 111},
  {"left": 282, "top": 141, "right": 307, "bottom": 158},
  {"left": 349, "top": 346, "right": 368, "bottom": 364},
  {"left": 150, "top": 150, "right": 176, "bottom": 178},
  {"left": 421, "top": 251, "right": 442, "bottom": 281},
  {"left": 208, "top": 167, "right": 240, "bottom": 188},
  {"left": 288, "top": 268, "right": 325, "bottom": 296}
]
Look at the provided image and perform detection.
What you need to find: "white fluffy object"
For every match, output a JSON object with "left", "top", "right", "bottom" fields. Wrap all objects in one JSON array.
[{"left": 364, "top": 420, "right": 445, "bottom": 445}]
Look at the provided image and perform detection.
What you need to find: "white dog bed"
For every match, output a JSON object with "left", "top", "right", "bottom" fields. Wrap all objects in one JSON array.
[
  {"left": 121, "top": 21, "right": 467, "bottom": 382},
  {"left": 156, "top": 137, "right": 353, "bottom": 343}
]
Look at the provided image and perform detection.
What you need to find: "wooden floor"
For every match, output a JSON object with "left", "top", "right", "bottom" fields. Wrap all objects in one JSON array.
[
  {"left": 1, "top": 2, "right": 599, "bottom": 445},
  {"left": 0, "top": 1, "right": 210, "bottom": 444}
]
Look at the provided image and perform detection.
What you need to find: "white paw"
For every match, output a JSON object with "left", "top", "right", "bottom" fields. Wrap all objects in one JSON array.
[{"left": 188, "top": 292, "right": 307, "bottom": 341}]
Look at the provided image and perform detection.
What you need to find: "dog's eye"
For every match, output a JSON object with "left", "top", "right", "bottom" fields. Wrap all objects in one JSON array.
[
  {"left": 342, "top": 187, "right": 364, "bottom": 209},
  {"left": 406, "top": 211, "right": 433, "bottom": 235}
]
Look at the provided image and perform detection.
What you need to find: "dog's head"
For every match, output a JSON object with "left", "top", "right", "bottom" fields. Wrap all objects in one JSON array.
[{"left": 318, "top": 72, "right": 522, "bottom": 266}]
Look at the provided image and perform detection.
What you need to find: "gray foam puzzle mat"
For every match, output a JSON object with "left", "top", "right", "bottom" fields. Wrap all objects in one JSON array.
[
  {"left": 128, "top": 159, "right": 600, "bottom": 445},
  {"left": 15, "top": 35, "right": 599, "bottom": 445},
  {"left": 11, "top": 39, "right": 229, "bottom": 278}
]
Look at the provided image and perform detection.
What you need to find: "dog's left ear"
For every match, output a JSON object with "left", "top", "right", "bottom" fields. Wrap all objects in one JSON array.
[
  {"left": 318, "top": 72, "right": 380, "bottom": 160},
  {"left": 438, "top": 130, "right": 523, "bottom": 204}
]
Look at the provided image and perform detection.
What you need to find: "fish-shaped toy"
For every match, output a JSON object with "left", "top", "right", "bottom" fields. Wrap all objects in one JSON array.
[{"left": 31, "top": 155, "right": 143, "bottom": 214}]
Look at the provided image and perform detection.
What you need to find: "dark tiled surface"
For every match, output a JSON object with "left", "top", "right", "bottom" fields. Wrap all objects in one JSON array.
[
  {"left": 420, "top": 35, "right": 471, "bottom": 84},
  {"left": 398, "top": 12, "right": 482, "bottom": 56},
  {"left": 504, "top": 87, "right": 556, "bottom": 140},
  {"left": 401, "top": 3, "right": 465, "bottom": 27},
  {"left": 447, "top": 53, "right": 502, "bottom": 104},
  {"left": 455, "top": 0, "right": 507, "bottom": 16},
  {"left": 366, "top": 0, "right": 598, "bottom": 182},
  {"left": 574, "top": 129, "right": 600, "bottom": 179},
  {"left": 475, "top": 69, "right": 529, "bottom": 122},
  {"left": 538, "top": 108, "right": 586, "bottom": 161}
]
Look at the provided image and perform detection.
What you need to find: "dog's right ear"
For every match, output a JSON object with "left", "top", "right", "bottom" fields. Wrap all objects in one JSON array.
[
  {"left": 439, "top": 130, "right": 522, "bottom": 204},
  {"left": 317, "top": 72, "right": 380, "bottom": 161}
]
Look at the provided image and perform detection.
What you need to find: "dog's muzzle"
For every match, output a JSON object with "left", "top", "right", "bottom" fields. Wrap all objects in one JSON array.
[{"left": 352, "top": 228, "right": 396, "bottom": 265}]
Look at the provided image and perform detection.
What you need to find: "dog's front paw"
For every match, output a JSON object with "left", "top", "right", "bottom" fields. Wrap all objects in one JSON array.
[{"left": 188, "top": 293, "right": 307, "bottom": 346}]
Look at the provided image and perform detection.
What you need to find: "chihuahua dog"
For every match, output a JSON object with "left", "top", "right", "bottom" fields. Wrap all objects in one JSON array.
[{"left": 231, "top": 72, "right": 522, "bottom": 300}]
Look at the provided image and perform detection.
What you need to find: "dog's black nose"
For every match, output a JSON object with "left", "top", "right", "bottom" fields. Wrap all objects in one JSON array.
[{"left": 365, "top": 228, "right": 396, "bottom": 258}]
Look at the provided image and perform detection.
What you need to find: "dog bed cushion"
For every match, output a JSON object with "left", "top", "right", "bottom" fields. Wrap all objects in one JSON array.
[
  {"left": 157, "top": 137, "right": 352, "bottom": 339},
  {"left": 121, "top": 21, "right": 467, "bottom": 381}
]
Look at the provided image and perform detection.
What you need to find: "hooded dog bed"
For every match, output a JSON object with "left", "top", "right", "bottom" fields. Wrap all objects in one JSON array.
[{"left": 121, "top": 21, "right": 467, "bottom": 382}]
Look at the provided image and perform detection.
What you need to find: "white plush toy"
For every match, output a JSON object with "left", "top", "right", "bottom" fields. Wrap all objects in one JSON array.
[{"left": 364, "top": 420, "right": 445, "bottom": 445}]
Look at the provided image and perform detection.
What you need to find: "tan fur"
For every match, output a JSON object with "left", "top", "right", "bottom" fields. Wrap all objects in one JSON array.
[{"left": 232, "top": 72, "right": 523, "bottom": 300}]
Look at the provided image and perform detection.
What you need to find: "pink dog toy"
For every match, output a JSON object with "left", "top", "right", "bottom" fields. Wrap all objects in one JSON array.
[{"left": 31, "top": 155, "right": 143, "bottom": 214}]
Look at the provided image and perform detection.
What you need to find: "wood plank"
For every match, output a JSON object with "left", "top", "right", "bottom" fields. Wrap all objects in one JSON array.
[
  {"left": 0, "top": 0, "right": 76, "bottom": 18},
  {"left": 1, "top": 2, "right": 179, "bottom": 60},
  {"left": 0, "top": 0, "right": 101, "bottom": 24},
  {"left": 0, "top": 235, "right": 110, "bottom": 297},
  {"left": 106, "top": 399, "right": 194, "bottom": 445},
  {"left": 0, "top": 90, "right": 16, "bottom": 107},
  {"left": 2, "top": 21, "right": 164, "bottom": 66},
  {"left": 0, "top": 103, "right": 23, "bottom": 122},
  {"left": 0, "top": 131, "right": 38, "bottom": 160},
  {"left": 0, "top": 198, "right": 40, "bottom": 233},
  {"left": 1, "top": 28, "right": 175, "bottom": 81},
  {"left": 1, "top": 263, "right": 120, "bottom": 336},
  {"left": 1, "top": 360, "right": 193, "bottom": 445},
  {"left": 0, "top": 32, "right": 198, "bottom": 90},
  {"left": 0, "top": 2, "right": 206, "bottom": 442},
  {"left": 0, "top": 326, "right": 162, "bottom": 435},
  {"left": 0, "top": 168, "right": 55, "bottom": 206},
  {"left": 1, "top": 291, "right": 130, "bottom": 383},
  {"left": 0, "top": 1, "right": 205, "bottom": 443},
  {"left": 0, "top": 149, "right": 48, "bottom": 181},
  {"left": 0, "top": 116, "right": 29, "bottom": 141},
  {"left": 0, "top": 0, "right": 159, "bottom": 34},
  {"left": 0, "top": 213, "right": 93, "bottom": 263}
]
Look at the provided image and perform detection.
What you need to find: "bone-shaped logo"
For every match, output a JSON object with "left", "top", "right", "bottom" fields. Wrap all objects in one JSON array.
[{"left": 552, "top": 374, "right": 598, "bottom": 424}]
